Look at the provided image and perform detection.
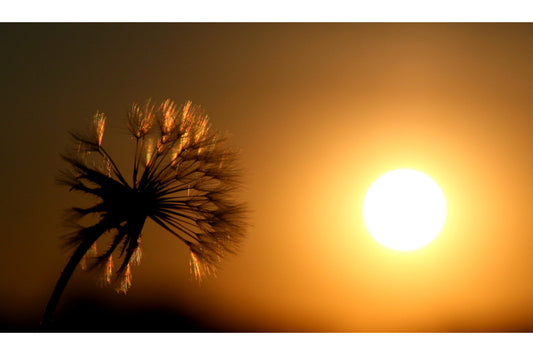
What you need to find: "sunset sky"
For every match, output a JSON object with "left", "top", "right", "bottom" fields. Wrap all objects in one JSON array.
[{"left": 1, "top": 23, "right": 532, "bottom": 332}]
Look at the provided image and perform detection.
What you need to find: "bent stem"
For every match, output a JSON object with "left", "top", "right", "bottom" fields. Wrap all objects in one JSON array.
[{"left": 41, "top": 238, "right": 98, "bottom": 328}]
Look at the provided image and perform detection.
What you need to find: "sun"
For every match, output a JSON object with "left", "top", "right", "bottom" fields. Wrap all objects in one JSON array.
[{"left": 363, "top": 169, "right": 446, "bottom": 251}]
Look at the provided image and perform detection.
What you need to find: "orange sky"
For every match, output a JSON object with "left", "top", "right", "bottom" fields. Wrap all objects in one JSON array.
[{"left": 0, "top": 23, "right": 532, "bottom": 331}]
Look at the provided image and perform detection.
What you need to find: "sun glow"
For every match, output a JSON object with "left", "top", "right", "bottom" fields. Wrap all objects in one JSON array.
[{"left": 363, "top": 169, "right": 446, "bottom": 251}]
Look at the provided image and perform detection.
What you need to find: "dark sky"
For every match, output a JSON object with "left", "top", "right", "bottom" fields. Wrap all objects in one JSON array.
[{"left": 1, "top": 23, "right": 532, "bottom": 331}]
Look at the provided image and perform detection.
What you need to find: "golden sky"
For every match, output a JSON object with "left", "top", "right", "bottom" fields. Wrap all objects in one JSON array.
[{"left": 0, "top": 23, "right": 532, "bottom": 331}]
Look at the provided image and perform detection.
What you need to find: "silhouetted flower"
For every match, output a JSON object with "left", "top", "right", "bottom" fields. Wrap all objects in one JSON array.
[{"left": 43, "top": 99, "right": 247, "bottom": 326}]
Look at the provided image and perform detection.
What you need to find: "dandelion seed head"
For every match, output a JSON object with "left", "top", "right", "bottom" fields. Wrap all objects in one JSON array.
[{"left": 60, "top": 98, "right": 247, "bottom": 295}]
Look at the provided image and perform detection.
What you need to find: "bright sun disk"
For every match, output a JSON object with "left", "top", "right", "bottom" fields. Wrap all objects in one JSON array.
[{"left": 363, "top": 169, "right": 446, "bottom": 251}]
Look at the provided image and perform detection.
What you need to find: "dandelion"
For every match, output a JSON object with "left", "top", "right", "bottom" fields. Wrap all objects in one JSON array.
[{"left": 42, "top": 99, "right": 247, "bottom": 326}]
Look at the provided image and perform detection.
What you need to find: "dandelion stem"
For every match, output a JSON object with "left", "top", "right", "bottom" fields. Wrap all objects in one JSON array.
[
  {"left": 41, "top": 238, "right": 97, "bottom": 328},
  {"left": 42, "top": 220, "right": 111, "bottom": 327}
]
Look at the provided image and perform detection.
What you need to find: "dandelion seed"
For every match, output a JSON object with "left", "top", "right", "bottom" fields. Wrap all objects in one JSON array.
[
  {"left": 180, "top": 132, "right": 189, "bottom": 152},
  {"left": 182, "top": 100, "right": 191, "bottom": 120},
  {"left": 159, "top": 99, "right": 177, "bottom": 136},
  {"left": 189, "top": 252, "right": 202, "bottom": 280},
  {"left": 105, "top": 255, "right": 113, "bottom": 285},
  {"left": 132, "top": 241, "right": 142, "bottom": 266},
  {"left": 194, "top": 117, "right": 208, "bottom": 143},
  {"left": 145, "top": 138, "right": 153, "bottom": 165},
  {"left": 170, "top": 148, "right": 178, "bottom": 166},
  {"left": 117, "top": 263, "right": 132, "bottom": 294},
  {"left": 88, "top": 242, "right": 97, "bottom": 257},
  {"left": 128, "top": 100, "right": 155, "bottom": 139},
  {"left": 156, "top": 140, "right": 164, "bottom": 154},
  {"left": 80, "top": 255, "right": 87, "bottom": 271},
  {"left": 105, "top": 159, "right": 112, "bottom": 177},
  {"left": 93, "top": 112, "right": 106, "bottom": 146},
  {"left": 189, "top": 248, "right": 217, "bottom": 281}
]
